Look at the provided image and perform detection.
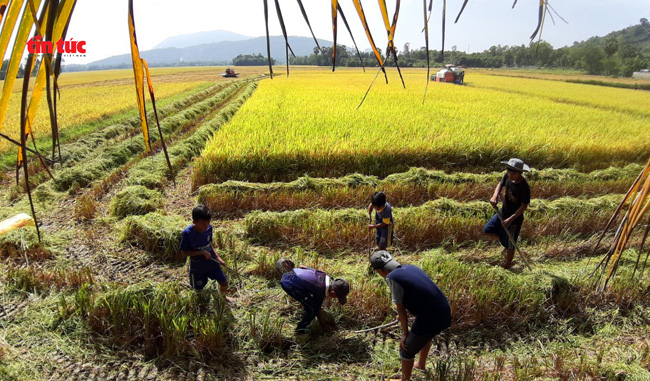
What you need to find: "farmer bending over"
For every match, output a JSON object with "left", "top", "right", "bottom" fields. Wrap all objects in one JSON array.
[
  {"left": 370, "top": 251, "right": 451, "bottom": 381},
  {"left": 276, "top": 258, "right": 349, "bottom": 334}
]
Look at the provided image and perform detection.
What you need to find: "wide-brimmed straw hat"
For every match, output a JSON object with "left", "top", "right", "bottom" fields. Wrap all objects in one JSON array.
[{"left": 500, "top": 158, "right": 530, "bottom": 172}]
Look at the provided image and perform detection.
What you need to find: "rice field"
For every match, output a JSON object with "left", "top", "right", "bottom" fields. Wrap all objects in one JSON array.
[
  {"left": 193, "top": 68, "right": 650, "bottom": 185},
  {"left": 0, "top": 66, "right": 266, "bottom": 157},
  {"left": 469, "top": 72, "right": 650, "bottom": 116},
  {"left": 1, "top": 67, "right": 650, "bottom": 380}
]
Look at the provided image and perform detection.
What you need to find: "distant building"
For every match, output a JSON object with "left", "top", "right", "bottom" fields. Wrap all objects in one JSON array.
[{"left": 632, "top": 70, "right": 650, "bottom": 80}]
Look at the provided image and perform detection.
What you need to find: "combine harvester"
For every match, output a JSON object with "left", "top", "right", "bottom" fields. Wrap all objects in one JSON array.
[
  {"left": 220, "top": 68, "right": 239, "bottom": 78},
  {"left": 431, "top": 64, "right": 465, "bottom": 84}
]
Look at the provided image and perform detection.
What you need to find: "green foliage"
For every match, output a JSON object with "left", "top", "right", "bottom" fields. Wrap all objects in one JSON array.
[
  {"left": 291, "top": 20, "right": 650, "bottom": 77},
  {"left": 232, "top": 53, "right": 275, "bottom": 66}
]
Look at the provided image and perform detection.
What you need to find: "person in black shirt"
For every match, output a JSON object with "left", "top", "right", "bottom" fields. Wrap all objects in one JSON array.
[
  {"left": 483, "top": 158, "right": 531, "bottom": 269},
  {"left": 370, "top": 251, "right": 451, "bottom": 381}
]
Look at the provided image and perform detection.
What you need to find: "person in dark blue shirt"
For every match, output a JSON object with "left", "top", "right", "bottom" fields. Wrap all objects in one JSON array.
[
  {"left": 483, "top": 158, "right": 531, "bottom": 269},
  {"left": 367, "top": 191, "right": 394, "bottom": 250},
  {"left": 180, "top": 205, "right": 234, "bottom": 303},
  {"left": 276, "top": 258, "right": 350, "bottom": 334},
  {"left": 370, "top": 251, "right": 451, "bottom": 381}
]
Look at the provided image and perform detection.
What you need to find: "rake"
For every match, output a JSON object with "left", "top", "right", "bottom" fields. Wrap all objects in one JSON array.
[
  {"left": 353, "top": 319, "right": 399, "bottom": 334},
  {"left": 368, "top": 212, "right": 374, "bottom": 259}
]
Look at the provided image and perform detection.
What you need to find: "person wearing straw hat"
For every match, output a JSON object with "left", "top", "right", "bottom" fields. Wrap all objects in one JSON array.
[
  {"left": 275, "top": 258, "right": 350, "bottom": 334},
  {"left": 483, "top": 158, "right": 531, "bottom": 269},
  {"left": 369, "top": 251, "right": 451, "bottom": 381}
]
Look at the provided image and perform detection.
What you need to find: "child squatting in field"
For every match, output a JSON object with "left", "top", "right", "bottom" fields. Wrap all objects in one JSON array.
[
  {"left": 483, "top": 158, "right": 531, "bottom": 269},
  {"left": 368, "top": 191, "right": 394, "bottom": 250},
  {"left": 179, "top": 205, "right": 235, "bottom": 303}
]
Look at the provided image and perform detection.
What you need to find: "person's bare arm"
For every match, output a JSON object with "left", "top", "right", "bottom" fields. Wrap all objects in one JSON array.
[
  {"left": 490, "top": 182, "right": 503, "bottom": 207},
  {"left": 396, "top": 303, "right": 409, "bottom": 350},
  {"left": 214, "top": 252, "right": 226, "bottom": 265},
  {"left": 502, "top": 203, "right": 529, "bottom": 228},
  {"left": 316, "top": 309, "right": 334, "bottom": 332}
]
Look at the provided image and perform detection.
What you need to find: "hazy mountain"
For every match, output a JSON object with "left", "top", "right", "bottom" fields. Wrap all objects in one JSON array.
[
  {"left": 86, "top": 36, "right": 330, "bottom": 69},
  {"left": 153, "top": 30, "right": 251, "bottom": 49}
]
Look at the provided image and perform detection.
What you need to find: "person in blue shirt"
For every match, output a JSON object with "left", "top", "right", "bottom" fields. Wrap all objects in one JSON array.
[
  {"left": 370, "top": 251, "right": 451, "bottom": 381},
  {"left": 367, "top": 191, "right": 394, "bottom": 250},
  {"left": 179, "top": 205, "right": 234, "bottom": 303},
  {"left": 276, "top": 258, "right": 350, "bottom": 334}
]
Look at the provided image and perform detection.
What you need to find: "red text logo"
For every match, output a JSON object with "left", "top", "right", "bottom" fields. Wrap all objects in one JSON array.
[{"left": 26, "top": 36, "right": 86, "bottom": 55}]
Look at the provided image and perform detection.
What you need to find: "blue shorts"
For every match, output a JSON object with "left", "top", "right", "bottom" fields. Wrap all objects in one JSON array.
[
  {"left": 483, "top": 214, "right": 521, "bottom": 249},
  {"left": 189, "top": 260, "right": 227, "bottom": 290},
  {"left": 376, "top": 227, "right": 393, "bottom": 249}
]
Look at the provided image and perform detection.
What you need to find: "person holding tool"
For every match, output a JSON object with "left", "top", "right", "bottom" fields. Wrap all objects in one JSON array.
[
  {"left": 368, "top": 191, "right": 394, "bottom": 250},
  {"left": 179, "top": 205, "right": 235, "bottom": 303},
  {"left": 275, "top": 258, "right": 350, "bottom": 335},
  {"left": 369, "top": 251, "right": 451, "bottom": 381},
  {"left": 483, "top": 158, "right": 532, "bottom": 269}
]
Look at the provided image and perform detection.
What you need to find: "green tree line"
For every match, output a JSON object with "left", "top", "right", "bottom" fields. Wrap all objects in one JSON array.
[{"left": 292, "top": 19, "right": 650, "bottom": 78}]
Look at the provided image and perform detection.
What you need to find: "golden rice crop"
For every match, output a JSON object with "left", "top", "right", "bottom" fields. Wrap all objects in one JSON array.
[
  {"left": 474, "top": 68, "right": 650, "bottom": 87},
  {"left": 194, "top": 68, "right": 650, "bottom": 184},
  {"left": 470, "top": 73, "right": 650, "bottom": 117},
  {"left": 0, "top": 68, "right": 216, "bottom": 155}
]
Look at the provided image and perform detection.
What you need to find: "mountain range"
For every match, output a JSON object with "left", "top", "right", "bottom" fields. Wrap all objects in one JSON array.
[{"left": 82, "top": 32, "right": 331, "bottom": 70}]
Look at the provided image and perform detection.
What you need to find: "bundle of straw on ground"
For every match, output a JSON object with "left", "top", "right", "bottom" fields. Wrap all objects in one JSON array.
[
  {"left": 339, "top": 275, "right": 392, "bottom": 328},
  {"left": 110, "top": 186, "right": 162, "bottom": 218},
  {"left": 420, "top": 252, "right": 547, "bottom": 330},
  {"left": 119, "top": 212, "right": 186, "bottom": 262},
  {"left": 244, "top": 195, "right": 622, "bottom": 252},
  {"left": 0, "top": 228, "right": 52, "bottom": 262},
  {"left": 198, "top": 165, "right": 640, "bottom": 217}
]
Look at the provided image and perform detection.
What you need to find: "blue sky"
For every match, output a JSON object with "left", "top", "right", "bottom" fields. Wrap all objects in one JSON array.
[{"left": 63, "top": 0, "right": 649, "bottom": 64}]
